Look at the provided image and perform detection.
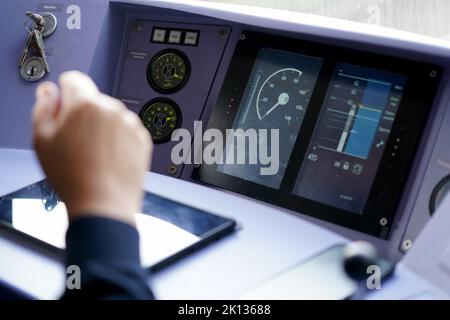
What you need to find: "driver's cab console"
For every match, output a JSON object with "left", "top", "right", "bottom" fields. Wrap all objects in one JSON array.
[{"left": 1, "top": 0, "right": 450, "bottom": 299}]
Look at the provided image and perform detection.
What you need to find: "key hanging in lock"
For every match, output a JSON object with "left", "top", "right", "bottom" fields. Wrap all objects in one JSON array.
[
  {"left": 25, "top": 11, "right": 45, "bottom": 32},
  {"left": 19, "top": 11, "right": 56, "bottom": 82},
  {"left": 24, "top": 11, "right": 58, "bottom": 38}
]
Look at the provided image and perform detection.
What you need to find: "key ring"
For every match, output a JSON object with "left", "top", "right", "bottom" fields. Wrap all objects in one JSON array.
[{"left": 24, "top": 19, "right": 35, "bottom": 33}]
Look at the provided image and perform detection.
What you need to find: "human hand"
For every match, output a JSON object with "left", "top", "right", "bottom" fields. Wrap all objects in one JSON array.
[{"left": 32, "top": 71, "right": 153, "bottom": 226}]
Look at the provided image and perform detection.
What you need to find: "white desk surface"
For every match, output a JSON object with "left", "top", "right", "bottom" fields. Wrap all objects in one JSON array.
[{"left": 0, "top": 148, "right": 442, "bottom": 299}]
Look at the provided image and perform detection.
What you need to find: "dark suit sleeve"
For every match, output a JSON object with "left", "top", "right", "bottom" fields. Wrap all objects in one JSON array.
[{"left": 61, "top": 217, "right": 155, "bottom": 300}]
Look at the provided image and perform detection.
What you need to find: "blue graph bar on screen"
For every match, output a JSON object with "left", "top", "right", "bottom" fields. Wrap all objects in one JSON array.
[{"left": 344, "top": 80, "right": 391, "bottom": 159}]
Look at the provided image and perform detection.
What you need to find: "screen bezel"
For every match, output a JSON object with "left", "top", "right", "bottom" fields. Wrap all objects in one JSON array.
[{"left": 194, "top": 30, "right": 442, "bottom": 238}]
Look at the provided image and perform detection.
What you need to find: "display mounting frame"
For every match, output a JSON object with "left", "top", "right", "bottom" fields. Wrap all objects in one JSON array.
[{"left": 194, "top": 30, "right": 442, "bottom": 238}]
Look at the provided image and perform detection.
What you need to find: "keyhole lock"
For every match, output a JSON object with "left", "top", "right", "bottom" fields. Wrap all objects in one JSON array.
[{"left": 20, "top": 57, "right": 46, "bottom": 82}]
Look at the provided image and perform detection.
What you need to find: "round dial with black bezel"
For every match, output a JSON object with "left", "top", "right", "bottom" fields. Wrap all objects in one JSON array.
[
  {"left": 147, "top": 50, "right": 190, "bottom": 93},
  {"left": 139, "top": 99, "right": 181, "bottom": 143}
]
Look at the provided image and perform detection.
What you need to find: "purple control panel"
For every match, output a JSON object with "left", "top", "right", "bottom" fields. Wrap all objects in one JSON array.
[
  {"left": 115, "top": 18, "right": 230, "bottom": 177},
  {"left": 0, "top": 0, "right": 450, "bottom": 258}
]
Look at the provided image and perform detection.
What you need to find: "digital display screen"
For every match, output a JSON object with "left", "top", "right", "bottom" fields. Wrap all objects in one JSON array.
[
  {"left": 198, "top": 30, "right": 440, "bottom": 237},
  {"left": 0, "top": 180, "right": 235, "bottom": 269},
  {"left": 294, "top": 63, "right": 407, "bottom": 214},
  {"left": 217, "top": 48, "right": 323, "bottom": 189}
]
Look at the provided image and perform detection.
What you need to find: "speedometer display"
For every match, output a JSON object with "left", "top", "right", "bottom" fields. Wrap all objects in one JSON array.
[
  {"left": 217, "top": 48, "right": 323, "bottom": 189},
  {"left": 256, "top": 68, "right": 310, "bottom": 125}
]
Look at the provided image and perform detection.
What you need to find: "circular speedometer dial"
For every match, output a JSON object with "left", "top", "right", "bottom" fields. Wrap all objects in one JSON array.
[
  {"left": 256, "top": 68, "right": 307, "bottom": 124},
  {"left": 139, "top": 99, "right": 181, "bottom": 143},
  {"left": 147, "top": 50, "right": 190, "bottom": 93}
]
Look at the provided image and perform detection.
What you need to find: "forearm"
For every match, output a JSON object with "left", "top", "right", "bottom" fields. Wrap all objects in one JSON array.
[{"left": 62, "top": 217, "right": 154, "bottom": 300}]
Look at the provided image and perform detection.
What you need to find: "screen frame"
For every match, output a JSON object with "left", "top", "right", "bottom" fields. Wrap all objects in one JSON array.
[
  {"left": 194, "top": 30, "right": 442, "bottom": 238},
  {"left": 0, "top": 180, "right": 236, "bottom": 273}
]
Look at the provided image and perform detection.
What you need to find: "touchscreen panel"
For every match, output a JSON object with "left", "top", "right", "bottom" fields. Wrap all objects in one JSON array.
[
  {"left": 196, "top": 30, "right": 441, "bottom": 237},
  {"left": 0, "top": 180, "right": 235, "bottom": 269},
  {"left": 217, "top": 48, "right": 323, "bottom": 189},
  {"left": 294, "top": 63, "right": 407, "bottom": 213}
]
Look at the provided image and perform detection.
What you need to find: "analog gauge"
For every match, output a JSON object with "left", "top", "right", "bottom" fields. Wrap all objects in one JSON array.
[
  {"left": 256, "top": 68, "right": 308, "bottom": 125},
  {"left": 147, "top": 50, "right": 190, "bottom": 93},
  {"left": 139, "top": 99, "right": 182, "bottom": 143}
]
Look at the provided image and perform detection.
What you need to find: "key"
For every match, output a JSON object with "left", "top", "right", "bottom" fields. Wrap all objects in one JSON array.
[
  {"left": 19, "top": 11, "right": 51, "bottom": 81},
  {"left": 25, "top": 11, "right": 45, "bottom": 32},
  {"left": 19, "top": 11, "right": 45, "bottom": 68},
  {"left": 31, "top": 29, "right": 50, "bottom": 73},
  {"left": 18, "top": 31, "right": 34, "bottom": 67}
]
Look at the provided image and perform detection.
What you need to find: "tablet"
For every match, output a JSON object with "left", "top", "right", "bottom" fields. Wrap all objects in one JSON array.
[{"left": 0, "top": 180, "right": 236, "bottom": 271}]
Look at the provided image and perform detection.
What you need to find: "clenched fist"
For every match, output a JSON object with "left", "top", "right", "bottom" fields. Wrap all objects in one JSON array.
[{"left": 33, "top": 71, "right": 153, "bottom": 226}]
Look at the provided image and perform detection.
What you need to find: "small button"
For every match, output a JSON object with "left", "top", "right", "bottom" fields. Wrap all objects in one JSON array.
[
  {"left": 184, "top": 31, "right": 198, "bottom": 45},
  {"left": 168, "top": 30, "right": 182, "bottom": 44},
  {"left": 152, "top": 28, "right": 166, "bottom": 42}
]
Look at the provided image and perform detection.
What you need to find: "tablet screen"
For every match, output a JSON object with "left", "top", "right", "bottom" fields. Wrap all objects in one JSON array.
[{"left": 0, "top": 180, "right": 235, "bottom": 270}]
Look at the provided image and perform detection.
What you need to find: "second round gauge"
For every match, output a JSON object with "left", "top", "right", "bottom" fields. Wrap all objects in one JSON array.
[
  {"left": 139, "top": 99, "right": 182, "bottom": 143},
  {"left": 147, "top": 49, "right": 190, "bottom": 93}
]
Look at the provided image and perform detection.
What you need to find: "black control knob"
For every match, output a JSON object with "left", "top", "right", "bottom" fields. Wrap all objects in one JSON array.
[{"left": 343, "top": 241, "right": 378, "bottom": 281}]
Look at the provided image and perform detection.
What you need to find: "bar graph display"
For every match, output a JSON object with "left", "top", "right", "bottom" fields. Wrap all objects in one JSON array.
[
  {"left": 295, "top": 63, "right": 406, "bottom": 214},
  {"left": 339, "top": 81, "right": 388, "bottom": 158},
  {"left": 316, "top": 68, "right": 401, "bottom": 159}
]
